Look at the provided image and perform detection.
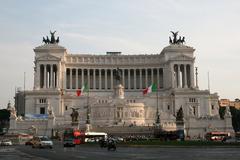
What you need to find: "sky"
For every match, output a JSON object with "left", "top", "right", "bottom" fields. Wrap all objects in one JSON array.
[{"left": 0, "top": 0, "right": 239, "bottom": 108}]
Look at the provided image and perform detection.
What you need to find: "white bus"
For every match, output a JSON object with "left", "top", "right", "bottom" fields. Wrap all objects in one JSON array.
[{"left": 84, "top": 132, "right": 107, "bottom": 142}]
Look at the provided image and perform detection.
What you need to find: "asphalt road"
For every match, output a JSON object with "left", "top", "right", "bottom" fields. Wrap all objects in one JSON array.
[{"left": 1, "top": 143, "right": 240, "bottom": 160}]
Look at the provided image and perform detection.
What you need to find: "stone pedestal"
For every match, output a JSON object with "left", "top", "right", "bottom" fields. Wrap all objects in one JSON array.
[
  {"left": 71, "top": 122, "right": 79, "bottom": 128},
  {"left": 114, "top": 84, "right": 124, "bottom": 99},
  {"left": 9, "top": 116, "right": 17, "bottom": 132},
  {"left": 176, "top": 120, "right": 185, "bottom": 140},
  {"left": 47, "top": 115, "right": 55, "bottom": 136},
  {"left": 85, "top": 124, "right": 92, "bottom": 132}
]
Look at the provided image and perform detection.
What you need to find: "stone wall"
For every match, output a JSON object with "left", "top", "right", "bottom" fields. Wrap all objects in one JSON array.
[
  {"left": 185, "top": 116, "right": 234, "bottom": 139},
  {"left": 9, "top": 116, "right": 55, "bottom": 137}
]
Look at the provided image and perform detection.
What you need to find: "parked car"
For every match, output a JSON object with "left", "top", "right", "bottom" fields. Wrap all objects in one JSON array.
[
  {"left": 0, "top": 139, "right": 13, "bottom": 146},
  {"left": 32, "top": 136, "right": 53, "bottom": 149}
]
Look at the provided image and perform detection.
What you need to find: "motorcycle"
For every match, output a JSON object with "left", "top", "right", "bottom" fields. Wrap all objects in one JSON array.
[{"left": 107, "top": 139, "right": 116, "bottom": 151}]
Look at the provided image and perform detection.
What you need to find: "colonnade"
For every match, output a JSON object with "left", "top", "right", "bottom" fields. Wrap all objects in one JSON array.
[
  {"left": 172, "top": 64, "right": 193, "bottom": 88},
  {"left": 39, "top": 64, "right": 58, "bottom": 88},
  {"left": 65, "top": 68, "right": 164, "bottom": 90}
]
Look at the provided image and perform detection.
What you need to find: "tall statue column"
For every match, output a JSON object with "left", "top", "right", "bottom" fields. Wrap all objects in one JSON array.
[{"left": 195, "top": 67, "right": 199, "bottom": 89}]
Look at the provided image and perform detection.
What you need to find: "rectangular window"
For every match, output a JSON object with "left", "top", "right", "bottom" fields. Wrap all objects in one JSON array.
[
  {"left": 211, "top": 105, "right": 214, "bottom": 110},
  {"left": 40, "top": 107, "right": 45, "bottom": 114},
  {"left": 39, "top": 98, "right": 47, "bottom": 104}
]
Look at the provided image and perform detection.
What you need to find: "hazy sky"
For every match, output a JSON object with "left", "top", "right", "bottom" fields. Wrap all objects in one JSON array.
[{"left": 0, "top": 0, "right": 239, "bottom": 108}]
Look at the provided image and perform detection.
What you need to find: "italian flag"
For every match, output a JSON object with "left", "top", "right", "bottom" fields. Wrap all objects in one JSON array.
[
  {"left": 76, "top": 83, "right": 89, "bottom": 96},
  {"left": 143, "top": 83, "right": 157, "bottom": 95}
]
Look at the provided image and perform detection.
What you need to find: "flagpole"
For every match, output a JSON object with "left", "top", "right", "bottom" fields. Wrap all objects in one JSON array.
[
  {"left": 86, "top": 85, "right": 90, "bottom": 124},
  {"left": 156, "top": 85, "right": 160, "bottom": 125}
]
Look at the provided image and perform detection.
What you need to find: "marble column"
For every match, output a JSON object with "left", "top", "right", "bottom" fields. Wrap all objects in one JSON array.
[
  {"left": 140, "top": 69, "right": 142, "bottom": 89},
  {"left": 177, "top": 65, "right": 181, "bottom": 88},
  {"left": 111, "top": 69, "right": 113, "bottom": 89},
  {"left": 190, "top": 64, "right": 195, "bottom": 88},
  {"left": 87, "top": 69, "right": 90, "bottom": 89},
  {"left": 93, "top": 69, "right": 96, "bottom": 89},
  {"left": 37, "top": 64, "right": 41, "bottom": 89},
  {"left": 44, "top": 64, "right": 47, "bottom": 88},
  {"left": 76, "top": 68, "right": 78, "bottom": 89},
  {"left": 171, "top": 64, "right": 175, "bottom": 88},
  {"left": 99, "top": 69, "right": 102, "bottom": 90},
  {"left": 81, "top": 69, "right": 84, "bottom": 88},
  {"left": 184, "top": 65, "right": 187, "bottom": 88},
  {"left": 122, "top": 69, "right": 125, "bottom": 87},
  {"left": 57, "top": 64, "right": 60, "bottom": 88},
  {"left": 134, "top": 69, "right": 136, "bottom": 89},
  {"left": 50, "top": 65, "right": 53, "bottom": 88},
  {"left": 128, "top": 69, "right": 130, "bottom": 89},
  {"left": 105, "top": 69, "right": 107, "bottom": 90},
  {"left": 70, "top": 68, "right": 72, "bottom": 89},
  {"left": 151, "top": 68, "right": 154, "bottom": 84},
  {"left": 145, "top": 68, "right": 148, "bottom": 87}
]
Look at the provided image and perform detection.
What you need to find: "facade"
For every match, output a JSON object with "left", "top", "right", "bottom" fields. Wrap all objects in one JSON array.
[{"left": 12, "top": 32, "right": 233, "bottom": 138}]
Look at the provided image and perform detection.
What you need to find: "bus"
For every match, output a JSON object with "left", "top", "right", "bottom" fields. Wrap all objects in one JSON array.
[
  {"left": 63, "top": 129, "right": 107, "bottom": 147},
  {"left": 205, "top": 131, "right": 230, "bottom": 141},
  {"left": 84, "top": 132, "right": 107, "bottom": 142},
  {"left": 63, "top": 128, "right": 85, "bottom": 147}
]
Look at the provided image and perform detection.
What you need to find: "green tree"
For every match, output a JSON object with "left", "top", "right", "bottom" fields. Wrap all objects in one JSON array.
[
  {"left": 219, "top": 107, "right": 226, "bottom": 119},
  {"left": 230, "top": 107, "right": 240, "bottom": 132}
]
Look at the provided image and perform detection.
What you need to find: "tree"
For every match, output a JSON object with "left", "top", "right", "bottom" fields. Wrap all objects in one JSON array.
[{"left": 219, "top": 107, "right": 226, "bottom": 119}]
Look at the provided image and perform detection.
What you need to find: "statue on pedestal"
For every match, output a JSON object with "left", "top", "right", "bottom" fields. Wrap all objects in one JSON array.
[
  {"left": 70, "top": 108, "right": 80, "bottom": 123},
  {"left": 176, "top": 107, "right": 184, "bottom": 121},
  {"left": 114, "top": 68, "right": 122, "bottom": 85},
  {"left": 169, "top": 31, "right": 185, "bottom": 45},
  {"left": 42, "top": 30, "right": 60, "bottom": 44}
]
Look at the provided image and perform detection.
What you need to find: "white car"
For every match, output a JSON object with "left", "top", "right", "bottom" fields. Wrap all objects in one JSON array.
[
  {"left": 32, "top": 136, "right": 53, "bottom": 149},
  {"left": 1, "top": 139, "right": 13, "bottom": 146}
]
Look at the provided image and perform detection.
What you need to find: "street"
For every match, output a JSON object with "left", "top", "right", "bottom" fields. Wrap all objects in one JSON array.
[{"left": 1, "top": 143, "right": 240, "bottom": 160}]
